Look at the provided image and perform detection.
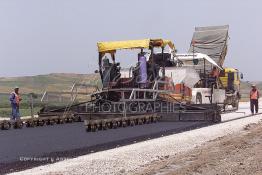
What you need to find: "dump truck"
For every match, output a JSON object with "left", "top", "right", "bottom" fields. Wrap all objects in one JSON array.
[
  {"left": 187, "top": 25, "right": 242, "bottom": 109},
  {"left": 153, "top": 25, "right": 242, "bottom": 110}
]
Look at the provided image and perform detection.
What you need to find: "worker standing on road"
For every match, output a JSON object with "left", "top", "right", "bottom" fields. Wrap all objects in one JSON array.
[
  {"left": 9, "top": 86, "right": 22, "bottom": 120},
  {"left": 250, "top": 84, "right": 259, "bottom": 115}
]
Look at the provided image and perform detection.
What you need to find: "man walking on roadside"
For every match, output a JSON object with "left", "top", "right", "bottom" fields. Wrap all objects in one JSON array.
[
  {"left": 250, "top": 84, "right": 259, "bottom": 115},
  {"left": 9, "top": 86, "right": 22, "bottom": 120}
]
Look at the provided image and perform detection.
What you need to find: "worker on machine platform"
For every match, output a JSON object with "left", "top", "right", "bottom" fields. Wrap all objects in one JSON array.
[
  {"left": 9, "top": 86, "right": 22, "bottom": 121},
  {"left": 208, "top": 67, "right": 219, "bottom": 88},
  {"left": 250, "top": 84, "right": 259, "bottom": 115},
  {"left": 210, "top": 67, "right": 219, "bottom": 78}
]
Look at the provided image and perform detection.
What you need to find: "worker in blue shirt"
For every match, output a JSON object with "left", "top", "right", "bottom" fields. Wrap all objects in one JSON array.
[{"left": 9, "top": 86, "right": 22, "bottom": 120}]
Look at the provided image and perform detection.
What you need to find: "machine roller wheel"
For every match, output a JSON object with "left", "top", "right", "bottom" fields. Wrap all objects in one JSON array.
[
  {"left": 122, "top": 120, "right": 127, "bottom": 127},
  {"left": 117, "top": 121, "right": 121, "bottom": 127},
  {"left": 156, "top": 115, "right": 161, "bottom": 121},
  {"left": 25, "top": 120, "right": 35, "bottom": 128},
  {"left": 46, "top": 119, "right": 55, "bottom": 125},
  {"left": 13, "top": 120, "right": 23, "bottom": 129},
  {"left": 46, "top": 119, "right": 51, "bottom": 125},
  {"left": 1, "top": 121, "right": 11, "bottom": 130},
  {"left": 91, "top": 124, "right": 98, "bottom": 132},
  {"left": 107, "top": 122, "right": 113, "bottom": 129},
  {"left": 138, "top": 119, "right": 143, "bottom": 125},
  {"left": 112, "top": 121, "right": 118, "bottom": 129},
  {"left": 55, "top": 118, "right": 62, "bottom": 124},
  {"left": 65, "top": 117, "right": 73, "bottom": 123},
  {"left": 77, "top": 116, "right": 82, "bottom": 122},
  {"left": 54, "top": 119, "right": 58, "bottom": 124},
  {"left": 130, "top": 120, "right": 135, "bottom": 126},
  {"left": 98, "top": 123, "right": 103, "bottom": 130},
  {"left": 85, "top": 125, "right": 91, "bottom": 132},
  {"left": 145, "top": 117, "right": 150, "bottom": 124},
  {"left": 102, "top": 123, "right": 108, "bottom": 130},
  {"left": 73, "top": 115, "right": 82, "bottom": 122},
  {"left": 152, "top": 117, "right": 157, "bottom": 123},
  {"left": 37, "top": 120, "right": 45, "bottom": 126}
]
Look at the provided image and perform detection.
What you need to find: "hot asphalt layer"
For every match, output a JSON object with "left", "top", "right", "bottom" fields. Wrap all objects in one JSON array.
[{"left": 0, "top": 121, "right": 205, "bottom": 166}]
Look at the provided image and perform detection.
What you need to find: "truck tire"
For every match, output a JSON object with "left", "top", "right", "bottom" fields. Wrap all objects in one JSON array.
[{"left": 196, "top": 93, "right": 202, "bottom": 104}]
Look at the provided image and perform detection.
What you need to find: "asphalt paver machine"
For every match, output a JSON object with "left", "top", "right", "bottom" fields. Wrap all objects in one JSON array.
[{"left": 38, "top": 39, "right": 221, "bottom": 132}]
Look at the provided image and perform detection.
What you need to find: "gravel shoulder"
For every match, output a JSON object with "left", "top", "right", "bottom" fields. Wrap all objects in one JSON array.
[
  {"left": 138, "top": 122, "right": 262, "bottom": 175},
  {"left": 8, "top": 114, "right": 262, "bottom": 175}
]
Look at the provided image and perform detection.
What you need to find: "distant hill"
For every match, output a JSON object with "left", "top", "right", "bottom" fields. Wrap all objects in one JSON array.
[
  {"left": 0, "top": 73, "right": 101, "bottom": 94},
  {"left": 240, "top": 81, "right": 262, "bottom": 92}
]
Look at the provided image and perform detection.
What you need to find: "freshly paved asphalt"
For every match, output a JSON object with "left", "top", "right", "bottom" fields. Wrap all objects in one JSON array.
[{"left": 0, "top": 121, "right": 205, "bottom": 164}]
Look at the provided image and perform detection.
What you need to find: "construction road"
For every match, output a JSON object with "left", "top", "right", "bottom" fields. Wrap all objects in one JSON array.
[
  {"left": 0, "top": 102, "right": 256, "bottom": 174},
  {"left": 0, "top": 121, "right": 204, "bottom": 163}
]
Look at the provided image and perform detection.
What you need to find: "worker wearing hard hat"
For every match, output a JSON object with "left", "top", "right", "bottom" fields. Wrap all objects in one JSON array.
[
  {"left": 250, "top": 84, "right": 259, "bottom": 114},
  {"left": 9, "top": 86, "right": 22, "bottom": 120}
]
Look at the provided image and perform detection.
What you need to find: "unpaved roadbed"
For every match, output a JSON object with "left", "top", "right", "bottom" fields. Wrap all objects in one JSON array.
[
  {"left": 138, "top": 122, "right": 262, "bottom": 175},
  {"left": 9, "top": 115, "right": 262, "bottom": 175}
]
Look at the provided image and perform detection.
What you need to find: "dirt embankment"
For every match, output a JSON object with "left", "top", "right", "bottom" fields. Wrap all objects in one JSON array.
[{"left": 138, "top": 122, "right": 262, "bottom": 175}]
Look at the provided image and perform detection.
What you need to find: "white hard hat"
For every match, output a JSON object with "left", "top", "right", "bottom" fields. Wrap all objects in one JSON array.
[{"left": 14, "top": 86, "right": 19, "bottom": 89}]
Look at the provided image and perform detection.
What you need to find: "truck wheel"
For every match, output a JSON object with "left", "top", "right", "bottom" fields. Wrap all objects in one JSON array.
[{"left": 196, "top": 93, "right": 202, "bottom": 104}]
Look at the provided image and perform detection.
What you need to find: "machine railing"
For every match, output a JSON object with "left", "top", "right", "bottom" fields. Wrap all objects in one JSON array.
[{"left": 121, "top": 80, "right": 173, "bottom": 101}]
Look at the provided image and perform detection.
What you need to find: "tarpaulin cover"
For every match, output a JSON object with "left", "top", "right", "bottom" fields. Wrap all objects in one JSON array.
[
  {"left": 165, "top": 67, "right": 200, "bottom": 88},
  {"left": 97, "top": 39, "right": 175, "bottom": 53},
  {"left": 188, "top": 25, "right": 229, "bottom": 67}
]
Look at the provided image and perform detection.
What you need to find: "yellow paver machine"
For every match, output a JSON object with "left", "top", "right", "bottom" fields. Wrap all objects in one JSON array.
[{"left": 36, "top": 38, "right": 221, "bottom": 132}]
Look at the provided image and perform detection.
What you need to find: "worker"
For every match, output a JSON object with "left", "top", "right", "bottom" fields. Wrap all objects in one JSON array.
[
  {"left": 250, "top": 84, "right": 259, "bottom": 114},
  {"left": 208, "top": 67, "right": 219, "bottom": 88},
  {"left": 9, "top": 86, "right": 22, "bottom": 121},
  {"left": 210, "top": 67, "right": 219, "bottom": 78}
]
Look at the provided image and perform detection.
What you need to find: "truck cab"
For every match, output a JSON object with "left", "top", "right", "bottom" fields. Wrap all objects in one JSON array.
[
  {"left": 219, "top": 68, "right": 241, "bottom": 93},
  {"left": 219, "top": 68, "right": 243, "bottom": 108}
]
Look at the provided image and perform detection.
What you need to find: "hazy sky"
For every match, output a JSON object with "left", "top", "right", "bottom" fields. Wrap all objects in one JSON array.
[{"left": 0, "top": 0, "right": 261, "bottom": 81}]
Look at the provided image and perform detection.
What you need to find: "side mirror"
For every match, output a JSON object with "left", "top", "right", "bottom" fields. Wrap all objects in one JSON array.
[
  {"left": 240, "top": 73, "right": 243, "bottom": 79},
  {"left": 94, "top": 70, "right": 99, "bottom": 73}
]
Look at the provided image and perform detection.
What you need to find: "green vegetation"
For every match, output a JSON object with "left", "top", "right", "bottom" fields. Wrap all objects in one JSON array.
[
  {"left": 0, "top": 73, "right": 101, "bottom": 117},
  {"left": 0, "top": 94, "right": 43, "bottom": 118},
  {"left": 0, "top": 107, "right": 42, "bottom": 118}
]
